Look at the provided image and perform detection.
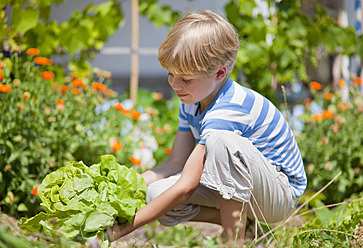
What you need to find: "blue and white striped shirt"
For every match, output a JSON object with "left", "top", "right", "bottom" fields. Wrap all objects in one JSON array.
[{"left": 178, "top": 78, "right": 307, "bottom": 198}]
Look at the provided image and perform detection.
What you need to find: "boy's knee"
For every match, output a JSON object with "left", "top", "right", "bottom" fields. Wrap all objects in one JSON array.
[{"left": 205, "top": 131, "right": 247, "bottom": 154}]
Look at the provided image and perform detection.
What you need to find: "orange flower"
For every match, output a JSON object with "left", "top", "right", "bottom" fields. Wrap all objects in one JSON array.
[
  {"left": 105, "top": 89, "right": 117, "bottom": 97},
  {"left": 0, "top": 84, "right": 12, "bottom": 92},
  {"left": 130, "top": 156, "right": 141, "bottom": 166},
  {"left": 113, "top": 103, "right": 123, "bottom": 111},
  {"left": 322, "top": 110, "right": 334, "bottom": 119},
  {"left": 339, "top": 80, "right": 345, "bottom": 87},
  {"left": 27, "top": 48, "right": 40, "bottom": 56},
  {"left": 91, "top": 82, "right": 106, "bottom": 91},
  {"left": 310, "top": 81, "right": 321, "bottom": 90},
  {"left": 18, "top": 103, "right": 25, "bottom": 111},
  {"left": 71, "top": 78, "right": 83, "bottom": 88},
  {"left": 152, "top": 92, "right": 163, "bottom": 100},
  {"left": 130, "top": 110, "right": 141, "bottom": 120},
  {"left": 72, "top": 88, "right": 81, "bottom": 95},
  {"left": 31, "top": 187, "right": 39, "bottom": 197},
  {"left": 60, "top": 85, "right": 69, "bottom": 93},
  {"left": 357, "top": 77, "right": 362, "bottom": 84},
  {"left": 122, "top": 109, "right": 130, "bottom": 115},
  {"left": 321, "top": 137, "right": 329, "bottom": 144},
  {"left": 324, "top": 92, "right": 334, "bottom": 100},
  {"left": 70, "top": 72, "right": 78, "bottom": 78},
  {"left": 0, "top": 69, "right": 3, "bottom": 80},
  {"left": 112, "top": 140, "right": 122, "bottom": 151},
  {"left": 23, "top": 92, "right": 31, "bottom": 100},
  {"left": 332, "top": 123, "right": 339, "bottom": 133},
  {"left": 34, "top": 57, "right": 53, "bottom": 65},
  {"left": 312, "top": 113, "right": 324, "bottom": 120},
  {"left": 156, "top": 127, "right": 164, "bottom": 135},
  {"left": 40, "top": 71, "right": 54, "bottom": 80},
  {"left": 56, "top": 99, "right": 64, "bottom": 105},
  {"left": 165, "top": 148, "right": 172, "bottom": 154},
  {"left": 0, "top": 62, "right": 6, "bottom": 69}
]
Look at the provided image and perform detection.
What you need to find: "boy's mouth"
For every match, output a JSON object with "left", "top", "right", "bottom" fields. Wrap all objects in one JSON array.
[{"left": 176, "top": 93, "right": 188, "bottom": 98}]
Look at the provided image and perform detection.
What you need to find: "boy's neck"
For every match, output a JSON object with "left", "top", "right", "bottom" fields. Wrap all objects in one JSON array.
[{"left": 199, "top": 76, "right": 228, "bottom": 114}]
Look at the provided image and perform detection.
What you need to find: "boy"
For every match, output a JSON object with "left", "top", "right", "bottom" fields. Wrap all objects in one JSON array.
[{"left": 107, "top": 10, "right": 307, "bottom": 243}]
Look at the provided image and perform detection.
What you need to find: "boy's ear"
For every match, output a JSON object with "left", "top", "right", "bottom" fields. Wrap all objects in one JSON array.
[{"left": 215, "top": 66, "right": 227, "bottom": 81}]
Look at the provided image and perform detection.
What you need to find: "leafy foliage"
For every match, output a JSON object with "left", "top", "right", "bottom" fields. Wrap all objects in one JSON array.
[
  {"left": 0, "top": 51, "right": 155, "bottom": 217},
  {"left": 225, "top": 0, "right": 359, "bottom": 101},
  {"left": 18, "top": 155, "right": 146, "bottom": 245},
  {"left": 1, "top": 0, "right": 123, "bottom": 72},
  {"left": 296, "top": 80, "right": 363, "bottom": 204}
]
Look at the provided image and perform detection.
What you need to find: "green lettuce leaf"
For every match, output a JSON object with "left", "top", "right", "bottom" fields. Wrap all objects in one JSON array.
[{"left": 18, "top": 154, "right": 146, "bottom": 243}]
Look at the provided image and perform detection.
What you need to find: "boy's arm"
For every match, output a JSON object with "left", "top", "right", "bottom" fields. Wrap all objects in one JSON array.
[
  {"left": 107, "top": 142, "right": 206, "bottom": 241},
  {"left": 141, "top": 130, "right": 196, "bottom": 185}
]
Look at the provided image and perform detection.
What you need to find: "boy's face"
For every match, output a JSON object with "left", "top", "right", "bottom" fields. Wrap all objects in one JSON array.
[{"left": 168, "top": 67, "right": 227, "bottom": 111}]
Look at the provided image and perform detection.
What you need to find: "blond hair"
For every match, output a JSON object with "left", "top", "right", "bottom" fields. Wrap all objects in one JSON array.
[{"left": 158, "top": 10, "right": 239, "bottom": 76}]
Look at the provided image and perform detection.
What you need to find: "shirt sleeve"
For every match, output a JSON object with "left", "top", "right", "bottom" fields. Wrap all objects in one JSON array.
[{"left": 199, "top": 104, "right": 253, "bottom": 144}]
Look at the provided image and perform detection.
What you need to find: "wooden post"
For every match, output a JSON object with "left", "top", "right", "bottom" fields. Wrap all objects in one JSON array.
[{"left": 130, "top": 0, "right": 139, "bottom": 106}]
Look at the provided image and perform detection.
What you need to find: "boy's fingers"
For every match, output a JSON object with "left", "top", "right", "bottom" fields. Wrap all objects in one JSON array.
[{"left": 105, "top": 223, "right": 122, "bottom": 242}]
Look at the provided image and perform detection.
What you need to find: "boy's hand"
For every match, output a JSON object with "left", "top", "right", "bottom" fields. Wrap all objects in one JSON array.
[{"left": 105, "top": 221, "right": 128, "bottom": 242}]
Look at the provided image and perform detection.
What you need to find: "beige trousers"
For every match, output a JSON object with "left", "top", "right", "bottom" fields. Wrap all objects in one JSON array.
[{"left": 146, "top": 131, "right": 299, "bottom": 226}]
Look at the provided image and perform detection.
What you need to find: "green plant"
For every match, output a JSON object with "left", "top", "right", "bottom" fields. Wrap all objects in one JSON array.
[
  {"left": 0, "top": 50, "right": 154, "bottom": 217},
  {"left": 296, "top": 79, "right": 363, "bottom": 204},
  {"left": 18, "top": 155, "right": 146, "bottom": 245},
  {"left": 1, "top": 0, "right": 123, "bottom": 72}
]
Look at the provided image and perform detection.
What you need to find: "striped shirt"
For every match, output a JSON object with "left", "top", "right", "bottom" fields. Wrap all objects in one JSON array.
[{"left": 178, "top": 78, "right": 307, "bottom": 198}]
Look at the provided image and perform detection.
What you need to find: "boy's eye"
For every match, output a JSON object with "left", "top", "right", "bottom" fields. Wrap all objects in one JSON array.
[{"left": 182, "top": 78, "right": 192, "bottom": 83}]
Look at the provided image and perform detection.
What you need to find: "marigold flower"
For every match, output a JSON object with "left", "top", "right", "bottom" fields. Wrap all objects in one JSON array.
[
  {"left": 130, "top": 110, "right": 141, "bottom": 120},
  {"left": 105, "top": 89, "right": 117, "bottom": 97},
  {"left": 40, "top": 71, "right": 54, "bottom": 80},
  {"left": 0, "top": 84, "right": 12, "bottom": 92},
  {"left": 122, "top": 109, "right": 130, "bottom": 115},
  {"left": 0, "top": 62, "right": 5, "bottom": 69},
  {"left": 310, "top": 81, "right": 321, "bottom": 90},
  {"left": 71, "top": 78, "right": 83, "bottom": 88},
  {"left": 32, "top": 186, "right": 39, "bottom": 197},
  {"left": 23, "top": 92, "right": 31, "bottom": 100},
  {"left": 130, "top": 156, "right": 141, "bottom": 166},
  {"left": 70, "top": 72, "right": 78, "bottom": 78},
  {"left": 60, "top": 85, "right": 69, "bottom": 93},
  {"left": 0, "top": 69, "right": 3, "bottom": 80},
  {"left": 56, "top": 99, "right": 64, "bottom": 105},
  {"left": 312, "top": 113, "right": 324, "bottom": 120},
  {"left": 72, "top": 88, "right": 81, "bottom": 95},
  {"left": 357, "top": 77, "right": 362, "bottom": 84},
  {"left": 156, "top": 127, "right": 164, "bottom": 135},
  {"left": 163, "top": 124, "right": 172, "bottom": 134},
  {"left": 91, "top": 82, "right": 106, "bottom": 91},
  {"left": 112, "top": 140, "right": 122, "bottom": 151},
  {"left": 321, "top": 137, "right": 329, "bottom": 144},
  {"left": 27, "top": 48, "right": 40, "bottom": 56},
  {"left": 322, "top": 110, "right": 334, "bottom": 119},
  {"left": 113, "top": 103, "right": 123, "bottom": 111},
  {"left": 18, "top": 103, "right": 25, "bottom": 111},
  {"left": 332, "top": 123, "right": 339, "bottom": 133},
  {"left": 13, "top": 79, "right": 20, "bottom": 87},
  {"left": 324, "top": 92, "right": 334, "bottom": 100},
  {"left": 165, "top": 148, "right": 172, "bottom": 154},
  {"left": 152, "top": 92, "right": 163, "bottom": 100},
  {"left": 338, "top": 80, "right": 345, "bottom": 87},
  {"left": 34, "top": 57, "right": 53, "bottom": 65}
]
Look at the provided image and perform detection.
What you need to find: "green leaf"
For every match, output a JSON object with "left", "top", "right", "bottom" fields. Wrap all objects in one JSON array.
[{"left": 11, "top": 4, "right": 39, "bottom": 35}]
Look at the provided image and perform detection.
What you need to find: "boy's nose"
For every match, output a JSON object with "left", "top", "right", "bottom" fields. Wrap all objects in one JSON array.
[{"left": 169, "top": 77, "right": 183, "bottom": 91}]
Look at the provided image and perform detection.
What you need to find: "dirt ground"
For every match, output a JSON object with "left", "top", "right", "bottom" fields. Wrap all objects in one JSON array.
[
  {"left": 111, "top": 221, "right": 223, "bottom": 248},
  {"left": 0, "top": 213, "right": 223, "bottom": 248}
]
